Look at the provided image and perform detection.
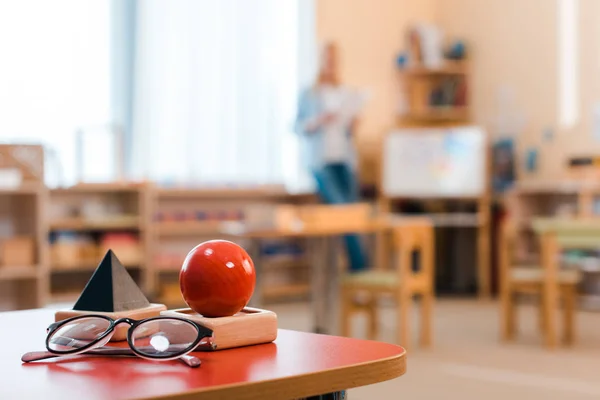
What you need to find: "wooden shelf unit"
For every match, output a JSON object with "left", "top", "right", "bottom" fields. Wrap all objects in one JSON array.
[
  {"left": 49, "top": 291, "right": 82, "bottom": 305},
  {"left": 47, "top": 184, "right": 151, "bottom": 300},
  {"left": 383, "top": 62, "right": 491, "bottom": 295},
  {"left": 49, "top": 215, "right": 142, "bottom": 231},
  {"left": 51, "top": 260, "right": 142, "bottom": 272},
  {"left": 399, "top": 60, "right": 469, "bottom": 75},
  {"left": 263, "top": 283, "right": 311, "bottom": 301},
  {"left": 0, "top": 265, "right": 40, "bottom": 281},
  {"left": 397, "top": 60, "right": 470, "bottom": 125},
  {"left": 155, "top": 221, "right": 223, "bottom": 236},
  {"left": 0, "top": 179, "right": 316, "bottom": 309},
  {"left": 149, "top": 186, "right": 316, "bottom": 306},
  {"left": 0, "top": 185, "right": 49, "bottom": 310},
  {"left": 0, "top": 183, "right": 45, "bottom": 195},
  {"left": 400, "top": 106, "right": 470, "bottom": 123}
]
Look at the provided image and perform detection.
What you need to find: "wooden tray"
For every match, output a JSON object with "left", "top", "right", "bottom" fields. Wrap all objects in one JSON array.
[{"left": 161, "top": 307, "right": 277, "bottom": 351}]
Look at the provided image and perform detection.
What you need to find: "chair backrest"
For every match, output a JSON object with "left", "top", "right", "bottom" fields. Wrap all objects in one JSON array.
[
  {"left": 499, "top": 216, "right": 560, "bottom": 287},
  {"left": 391, "top": 218, "right": 435, "bottom": 292}
]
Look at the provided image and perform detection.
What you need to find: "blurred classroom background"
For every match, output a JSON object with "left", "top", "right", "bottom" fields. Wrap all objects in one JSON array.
[{"left": 2, "top": 0, "right": 600, "bottom": 399}]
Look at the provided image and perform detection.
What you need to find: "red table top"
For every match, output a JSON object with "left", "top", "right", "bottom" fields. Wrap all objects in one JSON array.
[{"left": 1, "top": 309, "right": 406, "bottom": 400}]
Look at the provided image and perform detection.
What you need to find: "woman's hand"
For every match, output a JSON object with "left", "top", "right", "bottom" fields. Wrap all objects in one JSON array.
[
  {"left": 319, "top": 112, "right": 338, "bottom": 125},
  {"left": 306, "top": 112, "right": 337, "bottom": 133}
]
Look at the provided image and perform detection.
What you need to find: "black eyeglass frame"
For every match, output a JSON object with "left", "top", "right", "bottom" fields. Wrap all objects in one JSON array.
[{"left": 45, "top": 314, "right": 214, "bottom": 360}]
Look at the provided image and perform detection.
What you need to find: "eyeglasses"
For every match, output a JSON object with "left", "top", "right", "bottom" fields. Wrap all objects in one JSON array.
[{"left": 21, "top": 315, "right": 215, "bottom": 367}]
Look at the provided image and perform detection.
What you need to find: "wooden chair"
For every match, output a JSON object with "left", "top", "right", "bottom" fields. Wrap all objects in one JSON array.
[
  {"left": 339, "top": 218, "right": 435, "bottom": 349},
  {"left": 499, "top": 217, "right": 580, "bottom": 347}
]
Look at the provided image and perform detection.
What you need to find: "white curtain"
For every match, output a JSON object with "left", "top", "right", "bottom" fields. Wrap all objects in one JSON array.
[
  {"left": 131, "top": 0, "right": 316, "bottom": 190},
  {"left": 0, "top": 1, "right": 111, "bottom": 186}
]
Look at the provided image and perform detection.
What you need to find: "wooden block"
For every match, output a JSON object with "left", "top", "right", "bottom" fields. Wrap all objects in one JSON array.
[
  {"left": 1, "top": 236, "right": 35, "bottom": 266},
  {"left": 161, "top": 307, "right": 278, "bottom": 350},
  {"left": 54, "top": 303, "right": 167, "bottom": 342}
]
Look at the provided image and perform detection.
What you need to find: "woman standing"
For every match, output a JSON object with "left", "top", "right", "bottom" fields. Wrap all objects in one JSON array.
[{"left": 295, "top": 42, "right": 368, "bottom": 272}]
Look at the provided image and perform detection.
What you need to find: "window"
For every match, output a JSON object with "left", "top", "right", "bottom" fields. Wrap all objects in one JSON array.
[
  {"left": 130, "top": 0, "right": 314, "bottom": 190},
  {"left": 557, "top": 0, "right": 579, "bottom": 129},
  {"left": 0, "top": 0, "right": 112, "bottom": 186},
  {"left": 0, "top": 1, "right": 315, "bottom": 189}
]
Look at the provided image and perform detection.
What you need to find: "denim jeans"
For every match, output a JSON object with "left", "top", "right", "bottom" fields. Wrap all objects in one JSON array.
[{"left": 312, "top": 163, "right": 368, "bottom": 272}]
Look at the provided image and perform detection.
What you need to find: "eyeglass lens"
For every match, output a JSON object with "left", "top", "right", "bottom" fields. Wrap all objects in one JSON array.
[
  {"left": 48, "top": 317, "right": 111, "bottom": 352},
  {"left": 48, "top": 317, "right": 202, "bottom": 358},
  {"left": 131, "top": 318, "right": 200, "bottom": 357}
]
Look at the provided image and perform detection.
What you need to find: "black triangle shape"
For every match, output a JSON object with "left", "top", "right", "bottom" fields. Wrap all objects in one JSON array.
[{"left": 73, "top": 250, "right": 150, "bottom": 312}]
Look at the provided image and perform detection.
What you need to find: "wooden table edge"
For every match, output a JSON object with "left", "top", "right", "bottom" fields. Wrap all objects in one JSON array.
[{"left": 139, "top": 349, "right": 407, "bottom": 400}]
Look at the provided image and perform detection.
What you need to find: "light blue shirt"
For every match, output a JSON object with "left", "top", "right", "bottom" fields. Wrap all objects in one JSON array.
[{"left": 294, "top": 87, "right": 357, "bottom": 172}]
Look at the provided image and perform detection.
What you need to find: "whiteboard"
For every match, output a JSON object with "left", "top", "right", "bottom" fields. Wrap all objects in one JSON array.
[{"left": 383, "top": 126, "right": 486, "bottom": 197}]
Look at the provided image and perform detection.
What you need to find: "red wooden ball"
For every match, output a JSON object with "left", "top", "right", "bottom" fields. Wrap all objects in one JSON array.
[{"left": 179, "top": 240, "right": 256, "bottom": 317}]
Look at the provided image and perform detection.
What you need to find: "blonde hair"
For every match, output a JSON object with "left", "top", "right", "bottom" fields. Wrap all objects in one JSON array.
[{"left": 315, "top": 41, "right": 339, "bottom": 87}]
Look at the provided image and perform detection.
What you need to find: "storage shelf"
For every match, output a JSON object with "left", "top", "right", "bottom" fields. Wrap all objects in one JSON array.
[
  {"left": 156, "top": 256, "right": 307, "bottom": 272},
  {"left": 50, "top": 183, "right": 146, "bottom": 193},
  {"left": 262, "top": 256, "right": 308, "bottom": 269},
  {"left": 157, "top": 284, "right": 311, "bottom": 304},
  {"left": 155, "top": 185, "right": 288, "bottom": 199},
  {"left": 0, "top": 182, "right": 315, "bottom": 309},
  {"left": 263, "top": 283, "right": 310, "bottom": 299},
  {"left": 398, "top": 61, "right": 469, "bottom": 75},
  {"left": 49, "top": 216, "right": 141, "bottom": 231},
  {"left": 401, "top": 106, "right": 469, "bottom": 122},
  {"left": 155, "top": 221, "right": 225, "bottom": 236},
  {"left": 0, "top": 265, "right": 39, "bottom": 281},
  {"left": 50, "top": 291, "right": 80, "bottom": 304},
  {"left": 51, "top": 261, "right": 141, "bottom": 272},
  {"left": 156, "top": 264, "right": 183, "bottom": 272},
  {"left": 0, "top": 184, "right": 44, "bottom": 195}
]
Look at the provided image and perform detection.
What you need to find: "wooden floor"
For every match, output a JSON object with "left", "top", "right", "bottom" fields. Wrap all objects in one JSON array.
[{"left": 271, "top": 299, "right": 600, "bottom": 400}]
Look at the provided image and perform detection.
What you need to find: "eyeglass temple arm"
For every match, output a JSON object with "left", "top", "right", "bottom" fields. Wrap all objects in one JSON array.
[
  {"left": 21, "top": 347, "right": 135, "bottom": 362},
  {"left": 21, "top": 348, "right": 201, "bottom": 368}
]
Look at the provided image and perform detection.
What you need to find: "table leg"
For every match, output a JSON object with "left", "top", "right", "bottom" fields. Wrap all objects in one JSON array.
[
  {"left": 310, "top": 236, "right": 328, "bottom": 334},
  {"left": 324, "top": 236, "right": 341, "bottom": 335},
  {"left": 247, "top": 238, "right": 263, "bottom": 308},
  {"left": 311, "top": 236, "right": 342, "bottom": 335}
]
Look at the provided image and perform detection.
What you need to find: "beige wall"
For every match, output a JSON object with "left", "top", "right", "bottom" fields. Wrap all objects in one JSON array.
[
  {"left": 436, "top": 0, "right": 600, "bottom": 181},
  {"left": 317, "top": 0, "right": 600, "bottom": 182},
  {"left": 316, "top": 0, "right": 437, "bottom": 183},
  {"left": 577, "top": 0, "right": 600, "bottom": 160}
]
